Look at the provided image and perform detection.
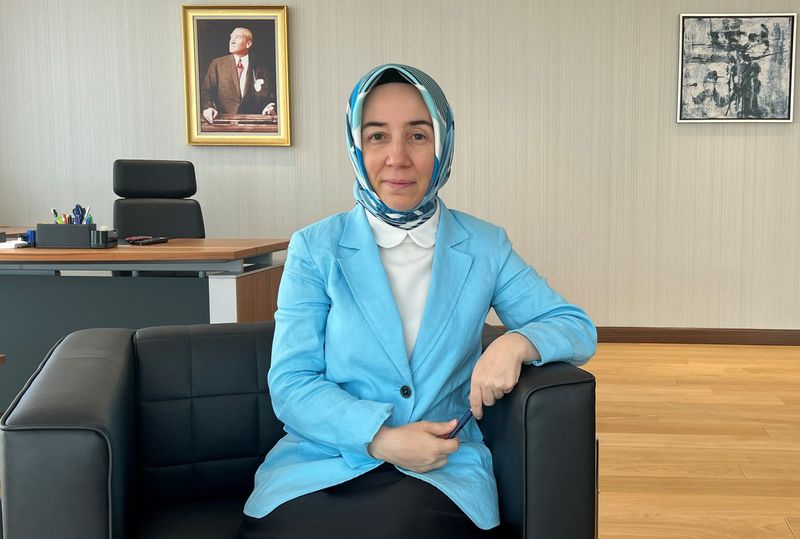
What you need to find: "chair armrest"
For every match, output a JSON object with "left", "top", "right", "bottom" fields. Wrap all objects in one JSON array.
[
  {"left": 1, "top": 328, "right": 136, "bottom": 539},
  {"left": 480, "top": 361, "right": 596, "bottom": 539}
]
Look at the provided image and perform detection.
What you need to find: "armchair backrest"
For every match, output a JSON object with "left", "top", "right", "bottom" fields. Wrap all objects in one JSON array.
[
  {"left": 113, "top": 159, "right": 205, "bottom": 239},
  {"left": 133, "top": 322, "right": 282, "bottom": 507}
]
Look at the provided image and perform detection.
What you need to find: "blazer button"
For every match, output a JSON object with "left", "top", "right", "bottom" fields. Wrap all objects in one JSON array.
[{"left": 400, "top": 385, "right": 412, "bottom": 399}]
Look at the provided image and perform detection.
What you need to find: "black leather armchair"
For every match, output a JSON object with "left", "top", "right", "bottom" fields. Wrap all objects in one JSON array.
[{"left": 1, "top": 323, "right": 596, "bottom": 538}]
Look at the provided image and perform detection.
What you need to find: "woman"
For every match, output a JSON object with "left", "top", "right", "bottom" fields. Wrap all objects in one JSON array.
[{"left": 240, "top": 64, "right": 596, "bottom": 538}]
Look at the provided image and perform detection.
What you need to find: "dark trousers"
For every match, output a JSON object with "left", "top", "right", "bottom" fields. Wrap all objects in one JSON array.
[{"left": 239, "top": 463, "right": 502, "bottom": 539}]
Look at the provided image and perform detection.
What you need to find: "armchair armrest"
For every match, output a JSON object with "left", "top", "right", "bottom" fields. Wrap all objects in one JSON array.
[
  {"left": 480, "top": 361, "right": 596, "bottom": 539},
  {"left": 1, "top": 328, "right": 136, "bottom": 539}
]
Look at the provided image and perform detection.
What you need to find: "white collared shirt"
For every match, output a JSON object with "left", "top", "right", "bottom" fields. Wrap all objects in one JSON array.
[
  {"left": 365, "top": 205, "right": 440, "bottom": 359},
  {"left": 234, "top": 54, "right": 249, "bottom": 97}
]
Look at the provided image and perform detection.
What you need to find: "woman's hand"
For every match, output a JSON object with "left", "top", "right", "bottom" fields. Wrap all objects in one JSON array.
[
  {"left": 469, "top": 333, "right": 539, "bottom": 419},
  {"left": 367, "top": 420, "right": 460, "bottom": 473}
]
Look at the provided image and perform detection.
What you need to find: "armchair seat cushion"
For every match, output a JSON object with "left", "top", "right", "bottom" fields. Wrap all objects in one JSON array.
[{"left": 136, "top": 499, "right": 244, "bottom": 539}]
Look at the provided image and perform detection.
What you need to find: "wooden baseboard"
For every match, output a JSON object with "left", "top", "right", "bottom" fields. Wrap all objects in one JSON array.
[
  {"left": 597, "top": 327, "right": 800, "bottom": 346},
  {"left": 486, "top": 325, "right": 800, "bottom": 345}
]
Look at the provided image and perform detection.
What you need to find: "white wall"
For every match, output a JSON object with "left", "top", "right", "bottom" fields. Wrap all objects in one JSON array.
[{"left": 1, "top": 0, "right": 798, "bottom": 329}]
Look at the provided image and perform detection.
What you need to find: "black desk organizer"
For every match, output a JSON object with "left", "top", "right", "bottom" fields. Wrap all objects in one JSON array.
[{"left": 36, "top": 224, "right": 97, "bottom": 248}]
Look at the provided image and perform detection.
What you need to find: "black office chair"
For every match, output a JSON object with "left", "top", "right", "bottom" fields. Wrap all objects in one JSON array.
[{"left": 113, "top": 159, "right": 205, "bottom": 239}]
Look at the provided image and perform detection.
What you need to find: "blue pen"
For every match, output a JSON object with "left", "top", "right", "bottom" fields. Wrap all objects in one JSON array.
[{"left": 446, "top": 409, "right": 473, "bottom": 439}]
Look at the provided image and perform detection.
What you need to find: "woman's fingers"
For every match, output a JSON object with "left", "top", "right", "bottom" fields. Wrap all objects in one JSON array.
[
  {"left": 471, "top": 379, "right": 514, "bottom": 415},
  {"left": 422, "top": 419, "right": 457, "bottom": 438},
  {"left": 482, "top": 391, "right": 497, "bottom": 407},
  {"left": 373, "top": 421, "right": 462, "bottom": 472},
  {"left": 469, "top": 337, "right": 526, "bottom": 418},
  {"left": 469, "top": 384, "right": 483, "bottom": 419}
]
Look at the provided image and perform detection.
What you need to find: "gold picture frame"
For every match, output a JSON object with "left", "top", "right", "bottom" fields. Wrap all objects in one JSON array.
[{"left": 182, "top": 5, "right": 291, "bottom": 145}]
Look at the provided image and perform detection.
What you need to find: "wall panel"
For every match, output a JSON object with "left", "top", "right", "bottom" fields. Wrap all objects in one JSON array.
[{"left": 0, "top": 0, "right": 798, "bottom": 328}]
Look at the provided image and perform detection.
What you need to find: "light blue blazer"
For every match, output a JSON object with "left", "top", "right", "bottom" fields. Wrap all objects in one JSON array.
[{"left": 244, "top": 203, "right": 596, "bottom": 529}]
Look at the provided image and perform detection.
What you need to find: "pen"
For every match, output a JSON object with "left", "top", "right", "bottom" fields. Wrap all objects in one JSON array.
[{"left": 446, "top": 409, "right": 473, "bottom": 439}]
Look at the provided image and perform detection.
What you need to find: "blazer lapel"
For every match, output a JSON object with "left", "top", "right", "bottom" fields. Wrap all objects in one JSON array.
[
  {"left": 410, "top": 204, "right": 473, "bottom": 374},
  {"left": 337, "top": 206, "right": 411, "bottom": 379}
]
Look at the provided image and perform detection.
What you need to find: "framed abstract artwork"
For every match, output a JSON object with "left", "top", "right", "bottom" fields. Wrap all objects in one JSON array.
[
  {"left": 678, "top": 14, "right": 796, "bottom": 122},
  {"left": 182, "top": 5, "right": 291, "bottom": 145}
]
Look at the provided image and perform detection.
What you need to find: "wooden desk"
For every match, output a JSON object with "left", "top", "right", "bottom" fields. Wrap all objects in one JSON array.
[
  {"left": 0, "top": 238, "right": 287, "bottom": 411},
  {"left": 0, "top": 238, "right": 286, "bottom": 265}
]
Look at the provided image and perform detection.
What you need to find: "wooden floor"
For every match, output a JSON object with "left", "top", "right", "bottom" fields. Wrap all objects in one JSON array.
[{"left": 583, "top": 344, "right": 800, "bottom": 539}]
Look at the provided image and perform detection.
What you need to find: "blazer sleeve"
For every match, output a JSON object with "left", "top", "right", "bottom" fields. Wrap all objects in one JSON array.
[
  {"left": 268, "top": 231, "right": 393, "bottom": 468},
  {"left": 490, "top": 228, "right": 597, "bottom": 366}
]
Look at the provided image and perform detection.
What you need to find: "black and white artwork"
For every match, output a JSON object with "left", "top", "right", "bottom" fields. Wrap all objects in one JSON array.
[{"left": 678, "top": 14, "right": 796, "bottom": 122}]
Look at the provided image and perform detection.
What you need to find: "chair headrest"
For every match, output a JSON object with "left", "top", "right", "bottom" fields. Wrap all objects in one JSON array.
[{"left": 113, "top": 159, "right": 197, "bottom": 198}]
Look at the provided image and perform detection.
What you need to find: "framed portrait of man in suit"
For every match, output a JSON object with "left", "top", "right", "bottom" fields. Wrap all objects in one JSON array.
[{"left": 182, "top": 6, "right": 291, "bottom": 145}]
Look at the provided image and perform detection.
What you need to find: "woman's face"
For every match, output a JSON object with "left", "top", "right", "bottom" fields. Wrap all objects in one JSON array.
[{"left": 361, "top": 83, "right": 435, "bottom": 211}]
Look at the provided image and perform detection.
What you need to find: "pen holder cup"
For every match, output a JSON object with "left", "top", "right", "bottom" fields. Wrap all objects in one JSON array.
[{"left": 36, "top": 224, "right": 97, "bottom": 248}]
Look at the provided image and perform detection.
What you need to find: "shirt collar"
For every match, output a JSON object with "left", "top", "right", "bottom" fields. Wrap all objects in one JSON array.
[
  {"left": 234, "top": 54, "right": 249, "bottom": 64},
  {"left": 365, "top": 203, "right": 440, "bottom": 249}
]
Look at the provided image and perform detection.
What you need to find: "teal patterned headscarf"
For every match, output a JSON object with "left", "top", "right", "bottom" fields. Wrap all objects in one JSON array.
[{"left": 346, "top": 64, "right": 455, "bottom": 230}]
